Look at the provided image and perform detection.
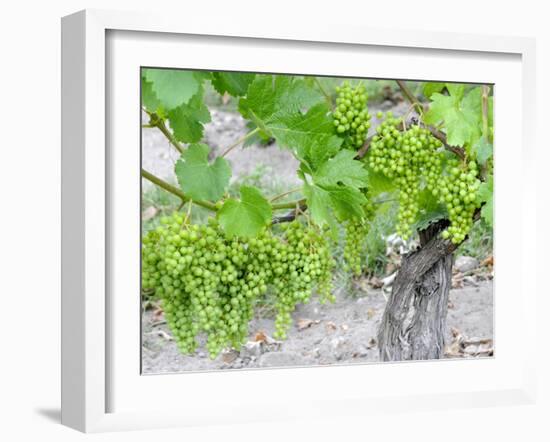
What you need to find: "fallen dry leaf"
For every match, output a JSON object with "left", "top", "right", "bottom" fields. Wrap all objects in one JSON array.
[
  {"left": 325, "top": 321, "right": 337, "bottom": 332},
  {"left": 481, "top": 255, "right": 494, "bottom": 267},
  {"left": 152, "top": 307, "right": 164, "bottom": 321},
  {"left": 253, "top": 330, "right": 268, "bottom": 343},
  {"left": 367, "top": 308, "right": 376, "bottom": 320},
  {"left": 367, "top": 337, "right": 377, "bottom": 349},
  {"left": 296, "top": 318, "right": 315, "bottom": 331},
  {"left": 444, "top": 328, "right": 493, "bottom": 358}
]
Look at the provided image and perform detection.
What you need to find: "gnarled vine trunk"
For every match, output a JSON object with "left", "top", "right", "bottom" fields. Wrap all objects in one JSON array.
[{"left": 378, "top": 221, "right": 457, "bottom": 361}]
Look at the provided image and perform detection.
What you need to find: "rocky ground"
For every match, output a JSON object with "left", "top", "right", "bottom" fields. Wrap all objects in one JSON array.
[{"left": 142, "top": 265, "right": 493, "bottom": 374}]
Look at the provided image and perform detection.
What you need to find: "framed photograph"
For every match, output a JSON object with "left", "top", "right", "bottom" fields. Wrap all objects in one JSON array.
[{"left": 61, "top": 9, "right": 537, "bottom": 433}]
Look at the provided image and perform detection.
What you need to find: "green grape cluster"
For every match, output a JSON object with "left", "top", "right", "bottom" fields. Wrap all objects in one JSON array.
[
  {"left": 367, "top": 114, "right": 483, "bottom": 245},
  {"left": 431, "top": 159, "right": 480, "bottom": 244},
  {"left": 142, "top": 213, "right": 334, "bottom": 357},
  {"left": 271, "top": 221, "right": 335, "bottom": 339},
  {"left": 368, "top": 115, "right": 442, "bottom": 239},
  {"left": 333, "top": 82, "right": 371, "bottom": 149},
  {"left": 343, "top": 200, "right": 375, "bottom": 276},
  {"left": 343, "top": 219, "right": 367, "bottom": 276}
]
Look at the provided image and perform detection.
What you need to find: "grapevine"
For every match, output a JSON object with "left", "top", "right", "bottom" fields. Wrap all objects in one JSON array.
[{"left": 140, "top": 70, "right": 493, "bottom": 360}]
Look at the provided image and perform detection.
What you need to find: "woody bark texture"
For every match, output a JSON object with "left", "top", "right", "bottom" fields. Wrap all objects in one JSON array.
[{"left": 377, "top": 220, "right": 457, "bottom": 361}]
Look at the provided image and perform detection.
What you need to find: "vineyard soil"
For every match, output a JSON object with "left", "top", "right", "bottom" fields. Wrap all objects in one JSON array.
[{"left": 142, "top": 280, "right": 493, "bottom": 373}]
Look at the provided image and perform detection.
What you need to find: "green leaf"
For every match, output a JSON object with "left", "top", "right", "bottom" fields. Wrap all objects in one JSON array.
[
  {"left": 366, "top": 166, "right": 396, "bottom": 197},
  {"left": 481, "top": 197, "right": 493, "bottom": 227},
  {"left": 424, "top": 85, "right": 482, "bottom": 147},
  {"left": 259, "top": 102, "right": 342, "bottom": 169},
  {"left": 473, "top": 137, "right": 493, "bottom": 165},
  {"left": 167, "top": 87, "right": 211, "bottom": 143},
  {"left": 303, "top": 183, "right": 332, "bottom": 227},
  {"left": 413, "top": 188, "right": 448, "bottom": 231},
  {"left": 175, "top": 144, "right": 231, "bottom": 202},
  {"left": 238, "top": 76, "right": 343, "bottom": 167},
  {"left": 445, "top": 83, "right": 465, "bottom": 98},
  {"left": 211, "top": 72, "right": 256, "bottom": 97},
  {"left": 423, "top": 82, "right": 446, "bottom": 99},
  {"left": 313, "top": 150, "right": 368, "bottom": 189},
  {"left": 303, "top": 183, "right": 366, "bottom": 226},
  {"left": 141, "top": 77, "right": 162, "bottom": 113},
  {"left": 326, "top": 185, "right": 367, "bottom": 220},
  {"left": 477, "top": 175, "right": 493, "bottom": 227},
  {"left": 217, "top": 186, "right": 272, "bottom": 238},
  {"left": 143, "top": 68, "right": 202, "bottom": 111},
  {"left": 239, "top": 75, "right": 322, "bottom": 126}
]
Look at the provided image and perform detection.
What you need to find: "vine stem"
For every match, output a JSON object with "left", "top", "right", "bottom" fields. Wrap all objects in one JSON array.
[
  {"left": 396, "top": 80, "right": 424, "bottom": 115},
  {"left": 141, "top": 107, "right": 184, "bottom": 153},
  {"left": 395, "top": 80, "right": 466, "bottom": 160},
  {"left": 269, "top": 187, "right": 302, "bottom": 202},
  {"left": 156, "top": 119, "right": 184, "bottom": 154},
  {"left": 220, "top": 128, "right": 260, "bottom": 158},
  {"left": 141, "top": 169, "right": 217, "bottom": 212},
  {"left": 271, "top": 198, "right": 307, "bottom": 211},
  {"left": 142, "top": 168, "right": 305, "bottom": 214}
]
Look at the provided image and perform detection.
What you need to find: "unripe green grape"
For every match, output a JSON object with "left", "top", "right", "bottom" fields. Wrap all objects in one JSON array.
[{"left": 332, "top": 81, "right": 371, "bottom": 149}]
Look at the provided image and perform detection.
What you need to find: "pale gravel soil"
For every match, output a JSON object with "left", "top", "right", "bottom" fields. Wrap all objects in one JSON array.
[{"left": 141, "top": 280, "right": 493, "bottom": 374}]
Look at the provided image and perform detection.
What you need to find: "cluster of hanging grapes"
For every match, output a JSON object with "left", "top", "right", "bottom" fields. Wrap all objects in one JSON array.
[
  {"left": 367, "top": 113, "right": 481, "bottom": 244},
  {"left": 142, "top": 213, "right": 334, "bottom": 357},
  {"left": 343, "top": 198, "right": 375, "bottom": 276},
  {"left": 332, "top": 82, "right": 371, "bottom": 149}
]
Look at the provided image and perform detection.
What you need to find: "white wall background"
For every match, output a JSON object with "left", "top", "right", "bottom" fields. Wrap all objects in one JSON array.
[{"left": 0, "top": 1, "right": 547, "bottom": 441}]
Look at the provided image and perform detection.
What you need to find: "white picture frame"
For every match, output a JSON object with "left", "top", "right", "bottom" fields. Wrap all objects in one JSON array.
[{"left": 61, "top": 9, "right": 537, "bottom": 433}]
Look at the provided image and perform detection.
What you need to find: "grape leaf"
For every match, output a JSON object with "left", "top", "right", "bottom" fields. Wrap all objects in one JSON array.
[
  {"left": 238, "top": 76, "right": 345, "bottom": 168},
  {"left": 217, "top": 186, "right": 272, "bottom": 238},
  {"left": 365, "top": 166, "right": 396, "bottom": 197},
  {"left": 473, "top": 137, "right": 493, "bottom": 165},
  {"left": 143, "top": 68, "right": 202, "bottom": 111},
  {"left": 239, "top": 75, "right": 322, "bottom": 127},
  {"left": 303, "top": 182, "right": 366, "bottom": 226},
  {"left": 141, "top": 76, "right": 162, "bottom": 114},
  {"left": 477, "top": 175, "right": 493, "bottom": 227},
  {"left": 243, "top": 120, "right": 272, "bottom": 147},
  {"left": 481, "top": 197, "right": 493, "bottom": 227},
  {"left": 167, "top": 87, "right": 211, "bottom": 143},
  {"left": 313, "top": 150, "right": 368, "bottom": 189},
  {"left": 326, "top": 185, "right": 367, "bottom": 220},
  {"left": 211, "top": 72, "right": 256, "bottom": 97},
  {"left": 175, "top": 144, "right": 231, "bottom": 202},
  {"left": 303, "top": 183, "right": 332, "bottom": 227},
  {"left": 424, "top": 85, "right": 482, "bottom": 147},
  {"left": 255, "top": 102, "right": 342, "bottom": 169},
  {"left": 423, "top": 82, "right": 446, "bottom": 99},
  {"left": 445, "top": 83, "right": 465, "bottom": 98},
  {"left": 413, "top": 188, "right": 448, "bottom": 231}
]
